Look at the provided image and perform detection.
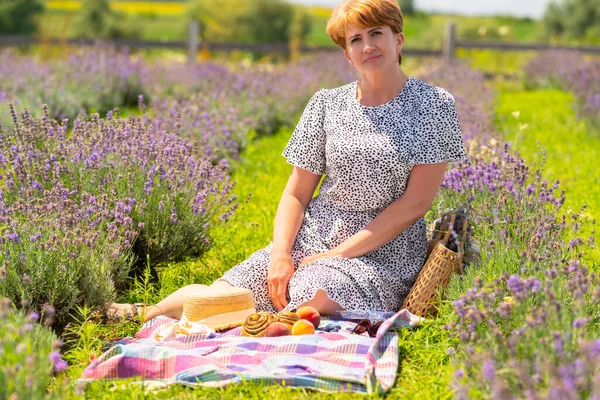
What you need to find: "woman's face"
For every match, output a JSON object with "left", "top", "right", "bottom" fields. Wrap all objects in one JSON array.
[{"left": 343, "top": 23, "right": 404, "bottom": 74}]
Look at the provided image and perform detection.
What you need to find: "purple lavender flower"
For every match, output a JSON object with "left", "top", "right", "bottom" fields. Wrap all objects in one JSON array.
[
  {"left": 29, "top": 232, "right": 41, "bottom": 242},
  {"left": 7, "top": 232, "right": 19, "bottom": 243},
  {"left": 27, "top": 311, "right": 39, "bottom": 321},
  {"left": 482, "top": 358, "right": 496, "bottom": 380},
  {"left": 49, "top": 350, "right": 68, "bottom": 372},
  {"left": 572, "top": 318, "right": 586, "bottom": 328}
]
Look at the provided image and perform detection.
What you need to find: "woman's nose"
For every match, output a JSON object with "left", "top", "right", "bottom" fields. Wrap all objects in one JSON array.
[{"left": 363, "top": 40, "right": 376, "bottom": 52}]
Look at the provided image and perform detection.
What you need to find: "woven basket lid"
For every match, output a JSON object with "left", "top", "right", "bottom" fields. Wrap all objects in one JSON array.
[{"left": 182, "top": 287, "right": 255, "bottom": 323}]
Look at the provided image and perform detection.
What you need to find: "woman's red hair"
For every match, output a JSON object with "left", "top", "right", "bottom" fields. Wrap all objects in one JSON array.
[{"left": 326, "top": 0, "right": 405, "bottom": 65}]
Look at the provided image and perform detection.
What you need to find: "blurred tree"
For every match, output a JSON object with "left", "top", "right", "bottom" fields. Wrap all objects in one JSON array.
[
  {"left": 188, "top": 0, "right": 311, "bottom": 44},
  {"left": 187, "top": 0, "right": 251, "bottom": 42},
  {"left": 73, "top": 0, "right": 111, "bottom": 38},
  {"left": 239, "top": 0, "right": 304, "bottom": 43},
  {"left": 397, "top": 0, "right": 416, "bottom": 16},
  {"left": 289, "top": 8, "right": 312, "bottom": 60},
  {"left": 543, "top": 0, "right": 600, "bottom": 41},
  {"left": 0, "top": 0, "right": 44, "bottom": 34},
  {"left": 73, "top": 0, "right": 142, "bottom": 39}
]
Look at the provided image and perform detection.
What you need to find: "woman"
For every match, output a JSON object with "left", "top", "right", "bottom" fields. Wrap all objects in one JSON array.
[{"left": 111, "top": 0, "right": 468, "bottom": 322}]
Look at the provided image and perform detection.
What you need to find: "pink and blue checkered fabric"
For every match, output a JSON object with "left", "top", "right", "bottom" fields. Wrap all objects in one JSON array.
[{"left": 79, "top": 309, "right": 421, "bottom": 394}]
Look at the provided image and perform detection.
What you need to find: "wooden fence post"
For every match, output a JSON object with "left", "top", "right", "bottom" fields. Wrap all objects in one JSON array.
[
  {"left": 187, "top": 20, "right": 200, "bottom": 64},
  {"left": 443, "top": 21, "right": 457, "bottom": 60}
]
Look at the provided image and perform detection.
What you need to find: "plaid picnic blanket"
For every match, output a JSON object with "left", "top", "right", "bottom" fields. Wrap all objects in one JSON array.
[{"left": 78, "top": 309, "right": 422, "bottom": 394}]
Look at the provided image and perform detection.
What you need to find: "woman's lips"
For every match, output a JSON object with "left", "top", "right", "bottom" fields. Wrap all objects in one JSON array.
[{"left": 364, "top": 55, "right": 381, "bottom": 63}]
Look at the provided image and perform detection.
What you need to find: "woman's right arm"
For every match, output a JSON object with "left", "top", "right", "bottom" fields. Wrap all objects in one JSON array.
[{"left": 268, "top": 166, "right": 322, "bottom": 310}]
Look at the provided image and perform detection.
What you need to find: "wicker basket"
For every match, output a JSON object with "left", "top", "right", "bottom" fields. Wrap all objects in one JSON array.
[{"left": 401, "top": 212, "right": 468, "bottom": 318}]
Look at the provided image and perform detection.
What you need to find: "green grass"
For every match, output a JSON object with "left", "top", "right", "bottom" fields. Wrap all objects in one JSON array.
[
  {"left": 494, "top": 85, "right": 600, "bottom": 265},
  {"left": 457, "top": 49, "right": 537, "bottom": 76}
]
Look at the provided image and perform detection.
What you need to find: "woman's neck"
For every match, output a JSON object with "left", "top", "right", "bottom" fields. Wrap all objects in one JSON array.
[{"left": 357, "top": 68, "right": 408, "bottom": 107}]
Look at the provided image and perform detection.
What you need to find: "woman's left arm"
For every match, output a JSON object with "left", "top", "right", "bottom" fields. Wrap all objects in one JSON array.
[{"left": 299, "top": 162, "right": 448, "bottom": 266}]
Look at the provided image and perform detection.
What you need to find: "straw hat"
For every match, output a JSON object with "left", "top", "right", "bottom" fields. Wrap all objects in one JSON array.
[{"left": 182, "top": 286, "right": 256, "bottom": 331}]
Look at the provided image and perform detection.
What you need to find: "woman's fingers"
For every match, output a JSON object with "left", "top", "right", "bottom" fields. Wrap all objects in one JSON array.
[
  {"left": 268, "top": 275, "right": 291, "bottom": 311},
  {"left": 268, "top": 279, "right": 284, "bottom": 310},
  {"left": 267, "top": 281, "right": 278, "bottom": 309},
  {"left": 298, "top": 255, "right": 317, "bottom": 268},
  {"left": 276, "top": 277, "right": 289, "bottom": 309},
  {"left": 267, "top": 255, "right": 294, "bottom": 311}
]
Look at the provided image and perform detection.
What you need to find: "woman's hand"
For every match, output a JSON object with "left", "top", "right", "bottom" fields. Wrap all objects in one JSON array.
[
  {"left": 298, "top": 250, "right": 341, "bottom": 268},
  {"left": 267, "top": 252, "right": 296, "bottom": 311}
]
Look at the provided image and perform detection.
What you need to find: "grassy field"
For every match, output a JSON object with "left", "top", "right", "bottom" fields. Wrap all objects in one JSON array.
[
  {"left": 494, "top": 84, "right": 600, "bottom": 264},
  {"left": 42, "top": 1, "right": 542, "bottom": 48},
  {"left": 6, "top": 5, "right": 600, "bottom": 396},
  {"left": 40, "top": 11, "right": 188, "bottom": 41},
  {"left": 2, "top": 60, "right": 597, "bottom": 397},
  {"left": 457, "top": 48, "right": 537, "bottom": 75}
]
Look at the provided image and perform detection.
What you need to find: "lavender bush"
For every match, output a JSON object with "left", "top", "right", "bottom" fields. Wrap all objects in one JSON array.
[
  {"left": 0, "top": 46, "right": 148, "bottom": 123},
  {"left": 0, "top": 104, "right": 236, "bottom": 328},
  {"left": 565, "top": 59, "right": 600, "bottom": 122},
  {"left": 523, "top": 50, "right": 588, "bottom": 88},
  {"left": 524, "top": 51, "right": 600, "bottom": 122},
  {"left": 442, "top": 159, "right": 600, "bottom": 397},
  {"left": 422, "top": 60, "right": 600, "bottom": 397},
  {"left": 448, "top": 265, "right": 599, "bottom": 398},
  {"left": 148, "top": 51, "right": 353, "bottom": 162},
  {"left": 149, "top": 93, "right": 257, "bottom": 162},
  {"left": 1, "top": 46, "right": 354, "bottom": 165},
  {"left": 0, "top": 298, "right": 67, "bottom": 399}
]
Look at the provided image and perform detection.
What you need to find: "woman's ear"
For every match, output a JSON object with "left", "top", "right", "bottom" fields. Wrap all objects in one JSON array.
[
  {"left": 343, "top": 49, "right": 353, "bottom": 66},
  {"left": 396, "top": 32, "right": 405, "bottom": 53}
]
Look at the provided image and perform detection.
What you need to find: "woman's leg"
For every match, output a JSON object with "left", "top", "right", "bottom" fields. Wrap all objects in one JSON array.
[
  {"left": 109, "top": 280, "right": 233, "bottom": 322},
  {"left": 296, "top": 289, "right": 343, "bottom": 317}
]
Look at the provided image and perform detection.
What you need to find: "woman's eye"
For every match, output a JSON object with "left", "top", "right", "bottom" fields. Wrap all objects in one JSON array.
[{"left": 350, "top": 31, "right": 380, "bottom": 43}]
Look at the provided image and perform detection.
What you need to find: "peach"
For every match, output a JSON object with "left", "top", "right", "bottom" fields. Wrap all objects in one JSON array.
[
  {"left": 296, "top": 306, "right": 321, "bottom": 329},
  {"left": 291, "top": 319, "right": 315, "bottom": 335},
  {"left": 264, "top": 322, "right": 291, "bottom": 337}
]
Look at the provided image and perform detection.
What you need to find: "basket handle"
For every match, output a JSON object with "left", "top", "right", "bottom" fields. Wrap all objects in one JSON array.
[
  {"left": 459, "top": 215, "right": 468, "bottom": 254},
  {"left": 432, "top": 216, "right": 445, "bottom": 243},
  {"left": 441, "top": 213, "right": 456, "bottom": 246}
]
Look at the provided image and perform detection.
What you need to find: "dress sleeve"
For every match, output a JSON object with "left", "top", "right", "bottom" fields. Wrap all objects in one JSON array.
[
  {"left": 410, "top": 88, "right": 468, "bottom": 165},
  {"left": 282, "top": 89, "right": 327, "bottom": 175}
]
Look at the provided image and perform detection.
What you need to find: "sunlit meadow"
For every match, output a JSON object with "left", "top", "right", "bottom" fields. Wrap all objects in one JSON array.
[{"left": 0, "top": 42, "right": 598, "bottom": 399}]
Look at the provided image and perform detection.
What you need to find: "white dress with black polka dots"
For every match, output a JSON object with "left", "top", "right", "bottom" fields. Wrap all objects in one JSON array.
[{"left": 219, "top": 76, "right": 468, "bottom": 313}]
